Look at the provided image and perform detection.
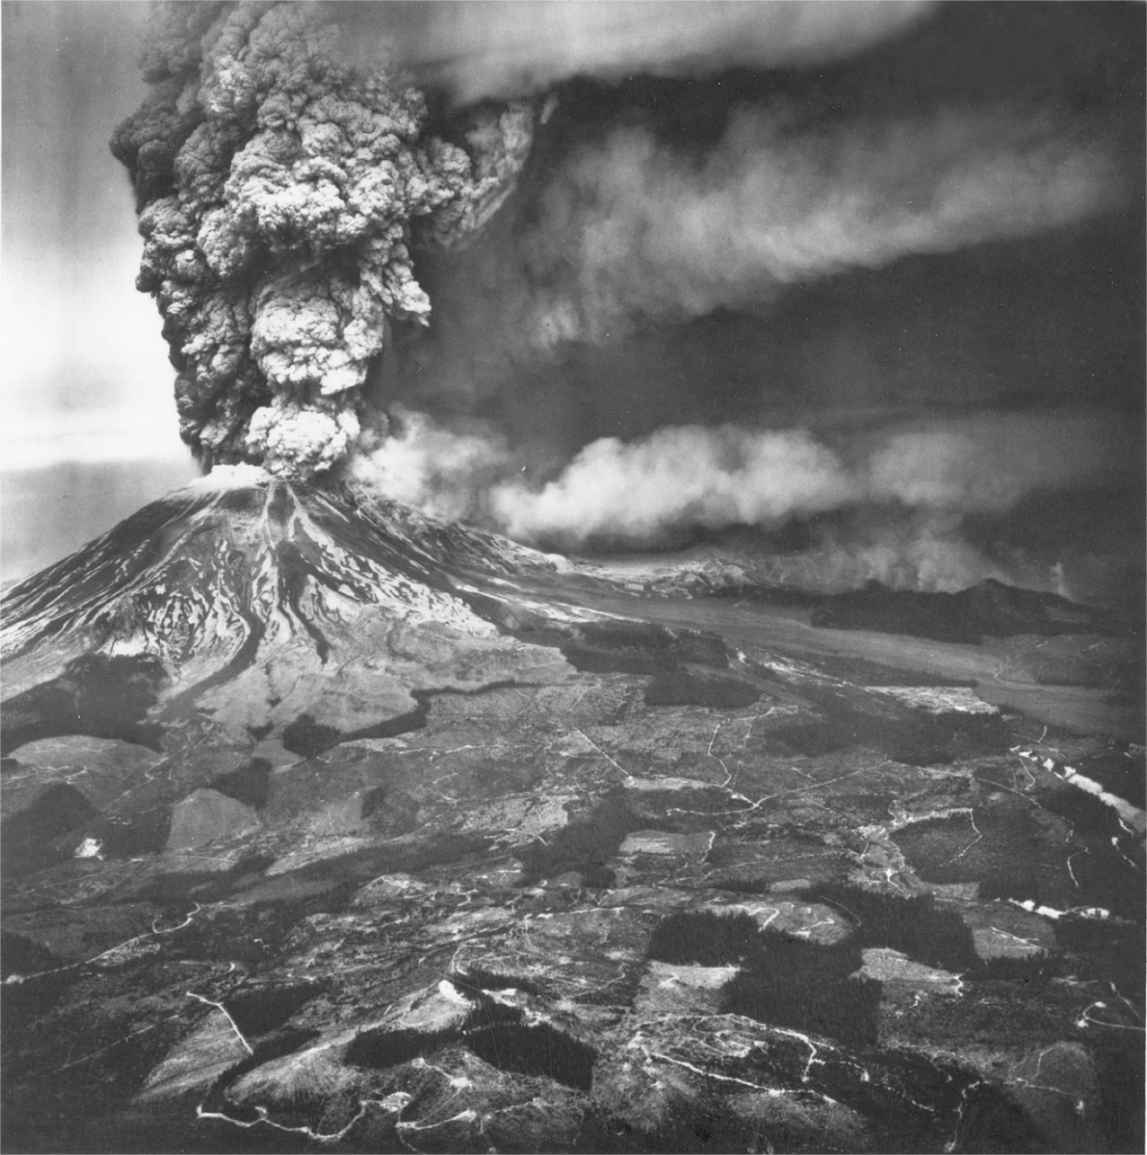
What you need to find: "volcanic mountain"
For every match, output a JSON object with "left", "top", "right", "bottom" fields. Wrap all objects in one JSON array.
[
  {"left": 2, "top": 479, "right": 1144, "bottom": 1154},
  {"left": 1, "top": 469, "right": 565, "bottom": 760}
]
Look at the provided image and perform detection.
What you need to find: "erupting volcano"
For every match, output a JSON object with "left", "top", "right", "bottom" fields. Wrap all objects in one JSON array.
[{"left": 2, "top": 3, "right": 1144, "bottom": 1153}]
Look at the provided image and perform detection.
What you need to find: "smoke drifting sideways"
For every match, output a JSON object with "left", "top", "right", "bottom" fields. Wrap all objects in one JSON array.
[
  {"left": 416, "top": 104, "right": 1123, "bottom": 376},
  {"left": 381, "top": 1, "right": 935, "bottom": 103},
  {"left": 115, "top": 1, "right": 1143, "bottom": 602},
  {"left": 339, "top": 402, "right": 1144, "bottom": 608},
  {"left": 489, "top": 412, "right": 1138, "bottom": 544}
]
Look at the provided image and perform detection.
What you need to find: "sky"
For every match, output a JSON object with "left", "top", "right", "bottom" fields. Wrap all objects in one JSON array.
[{"left": 2, "top": 2, "right": 196, "bottom": 580}]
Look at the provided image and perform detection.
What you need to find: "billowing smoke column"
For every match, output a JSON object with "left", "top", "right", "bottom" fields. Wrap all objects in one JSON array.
[{"left": 112, "top": 0, "right": 534, "bottom": 478}]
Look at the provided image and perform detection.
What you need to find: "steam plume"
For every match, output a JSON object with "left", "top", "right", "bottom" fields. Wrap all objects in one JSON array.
[
  {"left": 493, "top": 425, "right": 852, "bottom": 543},
  {"left": 349, "top": 407, "right": 510, "bottom": 523},
  {"left": 348, "top": 410, "right": 1135, "bottom": 551}
]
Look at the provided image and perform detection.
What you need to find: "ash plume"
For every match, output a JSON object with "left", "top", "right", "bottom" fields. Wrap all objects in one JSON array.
[
  {"left": 791, "top": 515, "right": 1010, "bottom": 596},
  {"left": 112, "top": 0, "right": 535, "bottom": 478},
  {"left": 113, "top": 1, "right": 1141, "bottom": 601},
  {"left": 383, "top": 1, "right": 934, "bottom": 103},
  {"left": 426, "top": 104, "right": 1123, "bottom": 372}
]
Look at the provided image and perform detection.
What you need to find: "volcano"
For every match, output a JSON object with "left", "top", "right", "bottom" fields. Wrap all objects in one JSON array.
[
  {"left": 2, "top": 483, "right": 1144, "bottom": 1155},
  {"left": 2, "top": 469, "right": 564, "bottom": 762}
]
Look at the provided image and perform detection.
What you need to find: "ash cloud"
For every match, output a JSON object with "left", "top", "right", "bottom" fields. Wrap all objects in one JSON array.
[
  {"left": 114, "top": 2, "right": 1143, "bottom": 602},
  {"left": 462, "top": 104, "right": 1122, "bottom": 361},
  {"left": 382, "top": 1, "right": 934, "bottom": 103}
]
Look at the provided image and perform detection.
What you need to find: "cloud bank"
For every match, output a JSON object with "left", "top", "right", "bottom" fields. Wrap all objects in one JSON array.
[{"left": 347, "top": 409, "right": 1136, "bottom": 551}]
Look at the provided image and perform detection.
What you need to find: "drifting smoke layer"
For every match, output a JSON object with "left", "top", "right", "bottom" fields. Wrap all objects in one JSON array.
[
  {"left": 496, "top": 426, "right": 853, "bottom": 541},
  {"left": 351, "top": 412, "right": 1137, "bottom": 602},
  {"left": 351, "top": 407, "right": 509, "bottom": 524},
  {"left": 388, "top": 1, "right": 934, "bottom": 103},
  {"left": 350, "top": 410, "right": 1136, "bottom": 550},
  {"left": 498, "top": 107, "right": 1123, "bottom": 354},
  {"left": 116, "top": 0, "right": 1137, "bottom": 544},
  {"left": 496, "top": 413, "right": 1136, "bottom": 545},
  {"left": 779, "top": 517, "right": 1009, "bottom": 596},
  {"left": 112, "top": 1, "right": 534, "bottom": 478}
]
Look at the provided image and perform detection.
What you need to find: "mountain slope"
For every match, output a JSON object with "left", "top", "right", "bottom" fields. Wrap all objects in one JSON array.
[
  {"left": 1, "top": 479, "right": 1143, "bottom": 1155},
  {"left": 2, "top": 470, "right": 568, "bottom": 757},
  {"left": 2, "top": 469, "right": 553, "bottom": 667}
]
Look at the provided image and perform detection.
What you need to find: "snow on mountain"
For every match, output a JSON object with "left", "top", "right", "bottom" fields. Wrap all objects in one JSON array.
[{"left": 1, "top": 478, "right": 566, "bottom": 745}]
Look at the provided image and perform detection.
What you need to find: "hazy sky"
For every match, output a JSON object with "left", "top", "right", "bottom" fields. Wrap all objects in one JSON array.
[
  {"left": 2, "top": 1, "right": 192, "bottom": 467},
  {"left": 2, "top": 2, "right": 196, "bottom": 578}
]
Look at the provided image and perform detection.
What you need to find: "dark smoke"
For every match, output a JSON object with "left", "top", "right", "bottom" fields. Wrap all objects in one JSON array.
[
  {"left": 416, "top": 103, "right": 1121, "bottom": 376},
  {"left": 112, "top": 1, "right": 938, "bottom": 480},
  {"left": 112, "top": 0, "right": 536, "bottom": 478},
  {"left": 115, "top": 2, "right": 1144, "bottom": 602}
]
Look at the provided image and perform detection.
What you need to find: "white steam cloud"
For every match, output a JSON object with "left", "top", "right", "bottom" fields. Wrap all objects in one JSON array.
[
  {"left": 350, "top": 409, "right": 1135, "bottom": 551},
  {"left": 350, "top": 407, "right": 511, "bottom": 523},
  {"left": 493, "top": 426, "right": 853, "bottom": 542}
]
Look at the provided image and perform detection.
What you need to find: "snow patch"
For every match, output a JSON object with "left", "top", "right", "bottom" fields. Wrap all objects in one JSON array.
[
  {"left": 867, "top": 686, "right": 998, "bottom": 715},
  {"left": 1009, "top": 899, "right": 1114, "bottom": 921},
  {"left": 186, "top": 464, "right": 271, "bottom": 492},
  {"left": 1016, "top": 750, "right": 1146, "bottom": 833}
]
